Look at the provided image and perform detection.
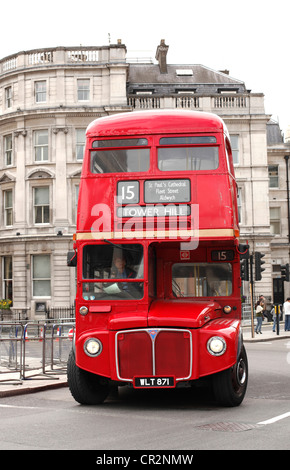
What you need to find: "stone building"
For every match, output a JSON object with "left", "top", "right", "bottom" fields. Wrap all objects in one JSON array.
[
  {"left": 267, "top": 120, "right": 290, "bottom": 303},
  {"left": 0, "top": 44, "right": 129, "bottom": 318},
  {"left": 0, "top": 40, "right": 287, "bottom": 319}
]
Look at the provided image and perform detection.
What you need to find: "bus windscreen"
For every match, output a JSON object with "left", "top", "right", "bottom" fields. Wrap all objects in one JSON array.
[{"left": 82, "top": 243, "right": 144, "bottom": 300}]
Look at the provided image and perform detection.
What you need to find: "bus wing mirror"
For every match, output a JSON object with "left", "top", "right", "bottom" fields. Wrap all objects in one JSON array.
[
  {"left": 238, "top": 244, "right": 249, "bottom": 259},
  {"left": 67, "top": 251, "right": 77, "bottom": 267}
]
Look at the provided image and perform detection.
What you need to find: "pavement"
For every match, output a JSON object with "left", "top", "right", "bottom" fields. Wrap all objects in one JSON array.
[
  {"left": 0, "top": 369, "right": 68, "bottom": 398},
  {"left": 242, "top": 321, "right": 290, "bottom": 343},
  {"left": 1, "top": 323, "right": 290, "bottom": 398}
]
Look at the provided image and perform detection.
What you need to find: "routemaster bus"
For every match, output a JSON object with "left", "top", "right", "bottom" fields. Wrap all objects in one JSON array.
[{"left": 67, "top": 110, "right": 248, "bottom": 407}]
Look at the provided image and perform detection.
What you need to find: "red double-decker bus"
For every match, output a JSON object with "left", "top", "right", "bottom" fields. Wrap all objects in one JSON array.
[{"left": 67, "top": 110, "right": 248, "bottom": 406}]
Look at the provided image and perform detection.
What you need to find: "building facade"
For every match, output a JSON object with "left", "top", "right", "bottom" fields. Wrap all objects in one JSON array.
[
  {"left": 0, "top": 44, "right": 129, "bottom": 319},
  {"left": 0, "top": 40, "right": 288, "bottom": 319},
  {"left": 267, "top": 120, "right": 290, "bottom": 303}
]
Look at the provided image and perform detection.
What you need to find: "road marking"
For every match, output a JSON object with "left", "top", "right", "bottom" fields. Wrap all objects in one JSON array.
[
  {"left": 258, "top": 411, "right": 290, "bottom": 425},
  {"left": 0, "top": 404, "right": 38, "bottom": 409}
]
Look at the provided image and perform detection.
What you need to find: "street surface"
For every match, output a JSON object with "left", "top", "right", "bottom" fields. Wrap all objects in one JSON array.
[{"left": 0, "top": 334, "right": 290, "bottom": 451}]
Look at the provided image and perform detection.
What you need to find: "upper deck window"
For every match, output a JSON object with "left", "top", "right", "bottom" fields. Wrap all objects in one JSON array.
[
  {"left": 158, "top": 136, "right": 218, "bottom": 171},
  {"left": 92, "top": 139, "right": 148, "bottom": 148},
  {"left": 91, "top": 138, "right": 149, "bottom": 174},
  {"left": 160, "top": 137, "right": 216, "bottom": 145}
]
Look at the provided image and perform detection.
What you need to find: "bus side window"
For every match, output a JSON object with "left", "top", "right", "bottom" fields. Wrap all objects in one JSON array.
[{"left": 225, "top": 138, "right": 235, "bottom": 176}]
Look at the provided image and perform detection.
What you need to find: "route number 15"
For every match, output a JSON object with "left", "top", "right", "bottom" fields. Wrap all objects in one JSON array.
[
  {"left": 211, "top": 250, "right": 235, "bottom": 261},
  {"left": 117, "top": 181, "right": 139, "bottom": 204}
]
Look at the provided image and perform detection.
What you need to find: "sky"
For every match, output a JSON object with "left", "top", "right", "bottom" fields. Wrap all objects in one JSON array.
[{"left": 1, "top": 0, "right": 289, "bottom": 135}]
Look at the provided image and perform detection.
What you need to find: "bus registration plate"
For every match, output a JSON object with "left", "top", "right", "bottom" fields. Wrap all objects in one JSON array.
[{"left": 134, "top": 376, "right": 175, "bottom": 388}]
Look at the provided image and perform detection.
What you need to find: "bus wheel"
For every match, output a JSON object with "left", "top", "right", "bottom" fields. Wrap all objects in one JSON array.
[
  {"left": 67, "top": 350, "right": 110, "bottom": 405},
  {"left": 212, "top": 345, "right": 248, "bottom": 407}
]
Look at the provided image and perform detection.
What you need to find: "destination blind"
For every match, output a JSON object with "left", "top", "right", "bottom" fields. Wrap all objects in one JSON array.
[
  {"left": 117, "top": 205, "right": 191, "bottom": 218},
  {"left": 117, "top": 179, "right": 190, "bottom": 204}
]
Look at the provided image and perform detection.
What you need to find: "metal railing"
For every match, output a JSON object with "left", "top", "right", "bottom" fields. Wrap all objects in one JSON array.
[
  {"left": 0, "top": 321, "right": 74, "bottom": 384},
  {"left": 47, "top": 306, "right": 75, "bottom": 320},
  {"left": 1, "top": 305, "right": 75, "bottom": 322}
]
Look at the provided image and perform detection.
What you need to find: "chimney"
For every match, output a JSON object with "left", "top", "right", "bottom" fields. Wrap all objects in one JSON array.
[{"left": 155, "top": 39, "right": 169, "bottom": 74}]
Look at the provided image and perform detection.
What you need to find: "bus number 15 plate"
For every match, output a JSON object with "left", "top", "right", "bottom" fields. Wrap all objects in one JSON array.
[{"left": 134, "top": 376, "right": 175, "bottom": 388}]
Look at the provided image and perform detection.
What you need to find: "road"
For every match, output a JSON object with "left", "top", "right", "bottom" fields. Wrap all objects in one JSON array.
[{"left": 0, "top": 337, "right": 290, "bottom": 451}]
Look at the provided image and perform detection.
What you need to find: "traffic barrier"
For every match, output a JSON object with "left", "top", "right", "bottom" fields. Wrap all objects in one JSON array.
[
  {"left": 39, "top": 328, "right": 44, "bottom": 341},
  {"left": 55, "top": 327, "right": 61, "bottom": 342},
  {"left": 0, "top": 320, "right": 75, "bottom": 383},
  {"left": 0, "top": 323, "right": 24, "bottom": 383}
]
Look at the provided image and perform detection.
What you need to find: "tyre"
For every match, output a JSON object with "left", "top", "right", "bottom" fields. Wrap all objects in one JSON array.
[
  {"left": 67, "top": 349, "right": 110, "bottom": 405},
  {"left": 212, "top": 345, "right": 248, "bottom": 407}
]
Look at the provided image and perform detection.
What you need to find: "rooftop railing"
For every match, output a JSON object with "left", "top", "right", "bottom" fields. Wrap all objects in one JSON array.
[
  {"left": 128, "top": 93, "right": 264, "bottom": 114},
  {"left": 0, "top": 45, "right": 127, "bottom": 75}
]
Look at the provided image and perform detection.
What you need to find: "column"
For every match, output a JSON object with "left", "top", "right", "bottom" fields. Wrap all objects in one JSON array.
[{"left": 52, "top": 126, "right": 69, "bottom": 229}]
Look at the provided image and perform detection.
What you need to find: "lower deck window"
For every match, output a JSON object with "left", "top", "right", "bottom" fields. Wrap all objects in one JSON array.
[{"left": 172, "top": 263, "right": 232, "bottom": 297}]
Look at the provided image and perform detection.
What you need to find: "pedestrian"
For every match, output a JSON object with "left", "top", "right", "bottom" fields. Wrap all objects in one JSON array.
[
  {"left": 255, "top": 300, "right": 264, "bottom": 334},
  {"left": 259, "top": 295, "right": 266, "bottom": 308},
  {"left": 271, "top": 304, "right": 279, "bottom": 332},
  {"left": 283, "top": 298, "right": 290, "bottom": 331},
  {"left": 259, "top": 294, "right": 267, "bottom": 318}
]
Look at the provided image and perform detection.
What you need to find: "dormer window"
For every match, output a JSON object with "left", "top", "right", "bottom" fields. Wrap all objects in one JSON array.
[
  {"left": 218, "top": 89, "right": 238, "bottom": 94},
  {"left": 176, "top": 69, "right": 193, "bottom": 76},
  {"left": 176, "top": 89, "right": 196, "bottom": 95}
]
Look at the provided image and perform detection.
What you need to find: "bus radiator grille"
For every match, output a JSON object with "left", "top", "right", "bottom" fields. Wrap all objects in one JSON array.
[{"left": 116, "top": 328, "right": 192, "bottom": 381}]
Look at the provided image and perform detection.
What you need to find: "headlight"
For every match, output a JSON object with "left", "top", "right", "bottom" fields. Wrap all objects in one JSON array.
[
  {"left": 84, "top": 338, "right": 102, "bottom": 357},
  {"left": 79, "top": 306, "right": 89, "bottom": 315},
  {"left": 223, "top": 305, "right": 232, "bottom": 314},
  {"left": 207, "top": 336, "right": 227, "bottom": 356}
]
